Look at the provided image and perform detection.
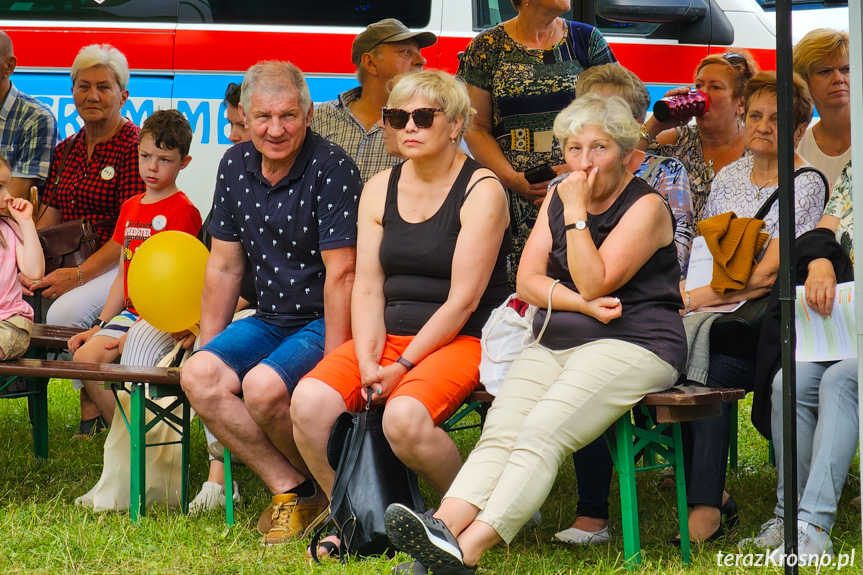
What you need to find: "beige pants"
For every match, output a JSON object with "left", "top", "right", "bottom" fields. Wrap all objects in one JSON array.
[
  {"left": 446, "top": 339, "right": 679, "bottom": 542},
  {"left": 0, "top": 315, "right": 32, "bottom": 360}
]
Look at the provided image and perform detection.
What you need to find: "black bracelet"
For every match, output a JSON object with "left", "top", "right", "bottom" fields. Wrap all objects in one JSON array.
[
  {"left": 92, "top": 319, "right": 107, "bottom": 329},
  {"left": 396, "top": 355, "right": 416, "bottom": 371}
]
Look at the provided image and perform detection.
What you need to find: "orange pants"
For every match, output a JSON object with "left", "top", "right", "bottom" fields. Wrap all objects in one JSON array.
[{"left": 304, "top": 334, "right": 480, "bottom": 425}]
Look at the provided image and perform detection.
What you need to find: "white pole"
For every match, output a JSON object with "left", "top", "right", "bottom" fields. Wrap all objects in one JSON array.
[{"left": 851, "top": 0, "right": 863, "bottom": 541}]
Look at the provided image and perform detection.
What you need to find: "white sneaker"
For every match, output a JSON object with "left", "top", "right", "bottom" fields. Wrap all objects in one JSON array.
[
  {"left": 189, "top": 481, "right": 241, "bottom": 515},
  {"left": 554, "top": 525, "right": 611, "bottom": 546},
  {"left": 739, "top": 516, "right": 783, "bottom": 549},
  {"left": 768, "top": 521, "right": 834, "bottom": 566}
]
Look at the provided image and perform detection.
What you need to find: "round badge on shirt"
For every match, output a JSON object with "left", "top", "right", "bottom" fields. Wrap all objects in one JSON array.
[
  {"left": 152, "top": 215, "right": 167, "bottom": 231},
  {"left": 100, "top": 166, "right": 116, "bottom": 181}
]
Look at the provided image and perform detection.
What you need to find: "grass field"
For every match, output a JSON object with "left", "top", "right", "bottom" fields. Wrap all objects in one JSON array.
[{"left": 0, "top": 381, "right": 860, "bottom": 574}]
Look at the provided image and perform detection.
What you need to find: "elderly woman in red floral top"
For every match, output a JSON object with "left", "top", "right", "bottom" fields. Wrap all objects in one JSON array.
[{"left": 25, "top": 43, "right": 145, "bottom": 437}]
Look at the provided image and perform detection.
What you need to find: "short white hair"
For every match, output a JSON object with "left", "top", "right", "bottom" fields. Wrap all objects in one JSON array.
[
  {"left": 553, "top": 93, "right": 640, "bottom": 158},
  {"left": 71, "top": 44, "right": 129, "bottom": 90},
  {"left": 241, "top": 60, "right": 311, "bottom": 115}
]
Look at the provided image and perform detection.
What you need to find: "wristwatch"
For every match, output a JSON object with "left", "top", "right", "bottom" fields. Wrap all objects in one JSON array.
[
  {"left": 92, "top": 318, "right": 108, "bottom": 329},
  {"left": 564, "top": 220, "right": 587, "bottom": 232}
]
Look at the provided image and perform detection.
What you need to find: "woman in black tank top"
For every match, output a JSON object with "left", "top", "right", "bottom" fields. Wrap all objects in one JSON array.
[
  {"left": 383, "top": 94, "right": 685, "bottom": 573},
  {"left": 293, "top": 71, "right": 510, "bottom": 559}
]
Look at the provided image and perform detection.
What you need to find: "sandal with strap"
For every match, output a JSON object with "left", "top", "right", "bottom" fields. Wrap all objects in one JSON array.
[{"left": 307, "top": 529, "right": 344, "bottom": 561}]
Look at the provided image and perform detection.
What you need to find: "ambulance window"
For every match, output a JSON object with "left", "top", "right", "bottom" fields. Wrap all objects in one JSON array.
[
  {"left": 0, "top": 0, "right": 176, "bottom": 22},
  {"left": 183, "top": 0, "right": 432, "bottom": 27},
  {"left": 594, "top": 14, "right": 661, "bottom": 37}
]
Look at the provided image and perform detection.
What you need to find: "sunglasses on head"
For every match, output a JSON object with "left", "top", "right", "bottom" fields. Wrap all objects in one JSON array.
[
  {"left": 723, "top": 52, "right": 751, "bottom": 76},
  {"left": 382, "top": 107, "right": 443, "bottom": 129},
  {"left": 224, "top": 82, "right": 241, "bottom": 102}
]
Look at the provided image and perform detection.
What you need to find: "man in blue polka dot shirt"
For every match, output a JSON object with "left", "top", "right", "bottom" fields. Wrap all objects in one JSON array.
[{"left": 181, "top": 60, "right": 362, "bottom": 545}]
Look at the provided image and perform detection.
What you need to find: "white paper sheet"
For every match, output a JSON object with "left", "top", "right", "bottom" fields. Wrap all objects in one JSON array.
[{"left": 795, "top": 281, "right": 858, "bottom": 362}]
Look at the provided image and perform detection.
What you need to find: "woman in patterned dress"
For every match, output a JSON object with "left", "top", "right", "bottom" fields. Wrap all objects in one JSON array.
[
  {"left": 638, "top": 51, "right": 758, "bottom": 222},
  {"left": 457, "top": 0, "right": 616, "bottom": 288},
  {"left": 677, "top": 71, "right": 826, "bottom": 544}
]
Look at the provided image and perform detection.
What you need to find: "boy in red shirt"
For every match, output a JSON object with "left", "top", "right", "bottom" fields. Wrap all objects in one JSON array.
[{"left": 69, "top": 109, "right": 202, "bottom": 426}]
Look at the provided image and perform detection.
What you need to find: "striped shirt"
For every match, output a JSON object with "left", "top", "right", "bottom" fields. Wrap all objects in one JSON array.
[
  {"left": 311, "top": 87, "right": 399, "bottom": 183},
  {"left": 0, "top": 83, "right": 58, "bottom": 182}
]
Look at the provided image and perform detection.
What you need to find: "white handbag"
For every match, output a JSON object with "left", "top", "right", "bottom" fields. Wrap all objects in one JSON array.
[{"left": 479, "top": 280, "right": 558, "bottom": 395}]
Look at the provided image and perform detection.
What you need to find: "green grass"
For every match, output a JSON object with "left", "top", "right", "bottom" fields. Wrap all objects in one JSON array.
[{"left": 0, "top": 381, "right": 860, "bottom": 574}]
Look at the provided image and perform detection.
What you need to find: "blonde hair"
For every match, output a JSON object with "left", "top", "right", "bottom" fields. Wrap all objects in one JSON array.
[
  {"left": 71, "top": 44, "right": 129, "bottom": 90},
  {"left": 575, "top": 64, "right": 651, "bottom": 123},
  {"left": 695, "top": 50, "right": 759, "bottom": 100},
  {"left": 387, "top": 70, "right": 474, "bottom": 144},
  {"left": 793, "top": 28, "right": 849, "bottom": 84},
  {"left": 554, "top": 93, "right": 639, "bottom": 158},
  {"left": 241, "top": 60, "right": 311, "bottom": 115}
]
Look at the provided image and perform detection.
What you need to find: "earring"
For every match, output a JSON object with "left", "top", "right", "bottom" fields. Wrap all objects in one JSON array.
[{"left": 450, "top": 138, "right": 457, "bottom": 144}]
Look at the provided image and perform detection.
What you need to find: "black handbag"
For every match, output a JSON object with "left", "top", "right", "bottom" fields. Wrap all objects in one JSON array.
[
  {"left": 710, "top": 167, "right": 830, "bottom": 359},
  {"left": 311, "top": 391, "right": 425, "bottom": 562}
]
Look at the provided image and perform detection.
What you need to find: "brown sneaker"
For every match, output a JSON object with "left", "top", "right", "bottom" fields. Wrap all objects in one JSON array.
[{"left": 260, "top": 485, "right": 329, "bottom": 545}]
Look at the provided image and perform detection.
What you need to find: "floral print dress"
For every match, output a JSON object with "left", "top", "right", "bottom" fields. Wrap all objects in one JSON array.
[{"left": 457, "top": 21, "right": 616, "bottom": 288}]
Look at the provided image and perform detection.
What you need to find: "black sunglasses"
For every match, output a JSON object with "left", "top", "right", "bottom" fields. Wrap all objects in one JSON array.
[
  {"left": 382, "top": 107, "right": 443, "bottom": 129},
  {"left": 723, "top": 52, "right": 751, "bottom": 76},
  {"left": 224, "top": 82, "right": 241, "bottom": 105}
]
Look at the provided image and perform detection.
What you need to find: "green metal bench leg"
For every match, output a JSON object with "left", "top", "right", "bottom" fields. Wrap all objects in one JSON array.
[
  {"left": 728, "top": 399, "right": 738, "bottom": 470},
  {"left": 672, "top": 422, "right": 691, "bottom": 564},
  {"left": 615, "top": 413, "right": 641, "bottom": 569},
  {"left": 224, "top": 448, "right": 234, "bottom": 526},
  {"left": 180, "top": 399, "right": 191, "bottom": 513},
  {"left": 31, "top": 376, "right": 49, "bottom": 459},
  {"left": 130, "top": 383, "right": 146, "bottom": 521}
]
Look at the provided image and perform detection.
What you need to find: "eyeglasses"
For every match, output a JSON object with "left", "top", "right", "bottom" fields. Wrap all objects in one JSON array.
[
  {"left": 224, "top": 82, "right": 241, "bottom": 106},
  {"left": 382, "top": 107, "right": 443, "bottom": 129},
  {"left": 723, "top": 53, "right": 751, "bottom": 77}
]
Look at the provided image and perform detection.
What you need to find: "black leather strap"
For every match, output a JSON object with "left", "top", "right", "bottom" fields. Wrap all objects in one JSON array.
[{"left": 753, "top": 166, "right": 830, "bottom": 221}]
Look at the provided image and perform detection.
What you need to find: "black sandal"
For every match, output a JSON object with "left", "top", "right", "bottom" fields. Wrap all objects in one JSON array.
[
  {"left": 73, "top": 415, "right": 108, "bottom": 438},
  {"left": 308, "top": 529, "right": 344, "bottom": 561}
]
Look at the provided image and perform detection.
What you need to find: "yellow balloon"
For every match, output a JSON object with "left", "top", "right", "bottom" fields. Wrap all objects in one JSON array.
[{"left": 127, "top": 231, "right": 209, "bottom": 333}]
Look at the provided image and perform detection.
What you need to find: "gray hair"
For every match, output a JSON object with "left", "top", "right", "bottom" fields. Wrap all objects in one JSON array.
[
  {"left": 575, "top": 64, "right": 650, "bottom": 124},
  {"left": 71, "top": 44, "right": 129, "bottom": 90},
  {"left": 240, "top": 60, "right": 311, "bottom": 115},
  {"left": 387, "top": 70, "right": 473, "bottom": 144},
  {"left": 553, "top": 93, "right": 640, "bottom": 158},
  {"left": 356, "top": 43, "right": 386, "bottom": 85}
]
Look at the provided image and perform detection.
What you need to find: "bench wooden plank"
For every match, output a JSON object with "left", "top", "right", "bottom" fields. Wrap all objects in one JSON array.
[
  {"left": 640, "top": 386, "right": 745, "bottom": 406},
  {"left": 30, "top": 324, "right": 84, "bottom": 349},
  {"left": 0, "top": 359, "right": 180, "bottom": 384}
]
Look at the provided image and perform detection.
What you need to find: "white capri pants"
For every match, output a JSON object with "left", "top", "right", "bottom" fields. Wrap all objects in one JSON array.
[
  {"left": 45, "top": 266, "right": 118, "bottom": 390},
  {"left": 446, "top": 339, "right": 679, "bottom": 543}
]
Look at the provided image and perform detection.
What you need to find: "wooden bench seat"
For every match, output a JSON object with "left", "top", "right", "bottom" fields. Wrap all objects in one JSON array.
[
  {"left": 1, "top": 323, "right": 189, "bottom": 521},
  {"left": 611, "top": 385, "right": 745, "bottom": 569}
]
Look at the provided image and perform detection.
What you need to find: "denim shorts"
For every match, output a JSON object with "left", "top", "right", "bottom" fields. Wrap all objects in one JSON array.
[{"left": 198, "top": 316, "right": 325, "bottom": 393}]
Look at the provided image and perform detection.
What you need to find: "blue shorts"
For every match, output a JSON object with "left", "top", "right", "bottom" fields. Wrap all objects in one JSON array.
[{"left": 198, "top": 316, "right": 325, "bottom": 393}]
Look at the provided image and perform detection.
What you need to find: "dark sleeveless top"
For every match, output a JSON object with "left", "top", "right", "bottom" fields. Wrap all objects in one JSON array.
[
  {"left": 533, "top": 176, "right": 687, "bottom": 372},
  {"left": 379, "top": 158, "right": 510, "bottom": 338}
]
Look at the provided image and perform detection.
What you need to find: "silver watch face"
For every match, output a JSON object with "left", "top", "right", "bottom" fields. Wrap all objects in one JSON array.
[{"left": 575, "top": 219, "right": 587, "bottom": 230}]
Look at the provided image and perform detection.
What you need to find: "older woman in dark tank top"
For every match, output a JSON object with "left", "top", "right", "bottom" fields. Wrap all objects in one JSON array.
[
  {"left": 292, "top": 70, "right": 510, "bottom": 558},
  {"left": 383, "top": 94, "right": 687, "bottom": 574}
]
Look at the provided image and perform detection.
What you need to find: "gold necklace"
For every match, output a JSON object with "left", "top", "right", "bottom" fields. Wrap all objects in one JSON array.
[
  {"left": 515, "top": 16, "right": 561, "bottom": 60},
  {"left": 752, "top": 172, "right": 778, "bottom": 199},
  {"left": 700, "top": 129, "right": 741, "bottom": 183}
]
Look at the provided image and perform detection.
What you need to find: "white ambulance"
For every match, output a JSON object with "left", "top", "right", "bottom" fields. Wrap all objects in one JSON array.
[{"left": 2, "top": 0, "right": 778, "bottom": 210}]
